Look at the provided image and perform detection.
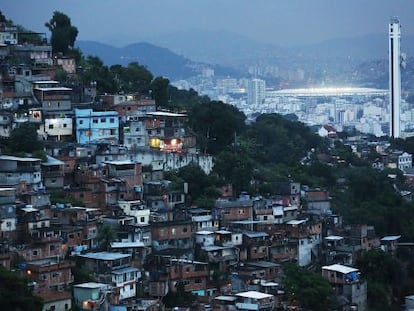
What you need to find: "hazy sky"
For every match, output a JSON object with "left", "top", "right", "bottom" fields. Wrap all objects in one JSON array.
[{"left": 3, "top": 0, "right": 414, "bottom": 46}]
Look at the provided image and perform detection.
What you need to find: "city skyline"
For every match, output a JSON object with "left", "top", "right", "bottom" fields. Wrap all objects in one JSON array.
[{"left": 3, "top": 0, "right": 414, "bottom": 47}]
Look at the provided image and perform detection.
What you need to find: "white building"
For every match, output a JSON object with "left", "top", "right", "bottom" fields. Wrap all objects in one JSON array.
[
  {"left": 247, "top": 79, "right": 266, "bottom": 107},
  {"left": 389, "top": 18, "right": 402, "bottom": 138},
  {"left": 235, "top": 291, "right": 274, "bottom": 311},
  {"left": 398, "top": 152, "right": 412, "bottom": 171},
  {"left": 118, "top": 200, "right": 150, "bottom": 225}
]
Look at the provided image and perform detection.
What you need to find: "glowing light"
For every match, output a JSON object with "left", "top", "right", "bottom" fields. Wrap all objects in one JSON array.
[{"left": 149, "top": 138, "right": 161, "bottom": 148}]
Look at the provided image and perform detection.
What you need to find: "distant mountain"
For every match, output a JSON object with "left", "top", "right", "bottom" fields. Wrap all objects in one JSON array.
[
  {"left": 76, "top": 40, "right": 240, "bottom": 80},
  {"left": 77, "top": 31, "right": 414, "bottom": 83},
  {"left": 140, "top": 29, "right": 286, "bottom": 66},
  {"left": 141, "top": 29, "right": 414, "bottom": 66},
  {"left": 289, "top": 34, "right": 388, "bottom": 61}
]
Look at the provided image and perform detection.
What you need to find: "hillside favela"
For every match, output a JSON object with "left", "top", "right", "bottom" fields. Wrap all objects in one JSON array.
[{"left": 2, "top": 3, "right": 414, "bottom": 311}]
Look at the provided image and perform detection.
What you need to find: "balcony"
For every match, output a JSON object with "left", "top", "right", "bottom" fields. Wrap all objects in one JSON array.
[{"left": 208, "top": 254, "right": 237, "bottom": 263}]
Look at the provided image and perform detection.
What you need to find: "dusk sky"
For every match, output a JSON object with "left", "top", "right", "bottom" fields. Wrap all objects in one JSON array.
[{"left": 3, "top": 0, "right": 414, "bottom": 47}]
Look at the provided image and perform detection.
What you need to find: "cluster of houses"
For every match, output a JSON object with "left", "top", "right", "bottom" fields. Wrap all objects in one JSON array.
[{"left": 1, "top": 21, "right": 414, "bottom": 311}]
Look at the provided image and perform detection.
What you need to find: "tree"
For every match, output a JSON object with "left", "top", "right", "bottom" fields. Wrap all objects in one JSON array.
[
  {"left": 0, "top": 10, "right": 12, "bottom": 25},
  {"left": 213, "top": 150, "right": 254, "bottom": 196},
  {"left": 121, "top": 62, "right": 153, "bottom": 94},
  {"left": 163, "top": 281, "right": 196, "bottom": 308},
  {"left": 282, "top": 263, "right": 336, "bottom": 311},
  {"left": 97, "top": 224, "right": 115, "bottom": 251},
  {"left": 0, "top": 266, "right": 43, "bottom": 311},
  {"left": 356, "top": 249, "right": 403, "bottom": 310},
  {"left": 245, "top": 113, "right": 325, "bottom": 165},
  {"left": 108, "top": 62, "right": 153, "bottom": 94},
  {"left": 164, "top": 164, "right": 219, "bottom": 205},
  {"left": 45, "top": 11, "right": 78, "bottom": 55},
  {"left": 150, "top": 76, "right": 170, "bottom": 108},
  {"left": 80, "top": 56, "right": 117, "bottom": 94},
  {"left": 187, "top": 101, "right": 246, "bottom": 155},
  {"left": 6, "top": 122, "right": 43, "bottom": 154}
]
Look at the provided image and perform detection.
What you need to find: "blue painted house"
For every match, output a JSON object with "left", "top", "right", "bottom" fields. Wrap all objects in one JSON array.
[{"left": 75, "top": 108, "right": 119, "bottom": 144}]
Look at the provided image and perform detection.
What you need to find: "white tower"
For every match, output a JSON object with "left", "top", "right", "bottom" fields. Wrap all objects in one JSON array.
[
  {"left": 247, "top": 78, "right": 266, "bottom": 108},
  {"left": 389, "top": 18, "right": 401, "bottom": 138}
]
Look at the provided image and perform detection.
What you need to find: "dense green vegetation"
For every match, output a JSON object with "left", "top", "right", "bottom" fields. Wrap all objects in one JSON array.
[
  {"left": 356, "top": 249, "right": 404, "bottom": 311},
  {"left": 282, "top": 263, "right": 336, "bottom": 311},
  {"left": 0, "top": 266, "right": 43, "bottom": 311},
  {"left": 45, "top": 11, "right": 78, "bottom": 55}
]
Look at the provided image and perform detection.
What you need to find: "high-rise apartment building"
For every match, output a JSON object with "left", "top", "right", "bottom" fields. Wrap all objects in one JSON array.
[
  {"left": 247, "top": 78, "right": 266, "bottom": 107},
  {"left": 389, "top": 18, "right": 402, "bottom": 138}
]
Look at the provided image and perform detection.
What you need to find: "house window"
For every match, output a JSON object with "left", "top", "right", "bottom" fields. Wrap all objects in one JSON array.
[
  {"left": 110, "top": 118, "right": 115, "bottom": 123},
  {"left": 140, "top": 217, "right": 145, "bottom": 223},
  {"left": 183, "top": 227, "right": 188, "bottom": 233},
  {"left": 92, "top": 119, "right": 98, "bottom": 124},
  {"left": 101, "top": 117, "right": 106, "bottom": 122},
  {"left": 79, "top": 120, "right": 84, "bottom": 125},
  {"left": 49, "top": 124, "right": 54, "bottom": 129},
  {"left": 63, "top": 123, "right": 67, "bottom": 128},
  {"left": 32, "top": 250, "right": 38, "bottom": 256},
  {"left": 172, "top": 228, "right": 176, "bottom": 235}
]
